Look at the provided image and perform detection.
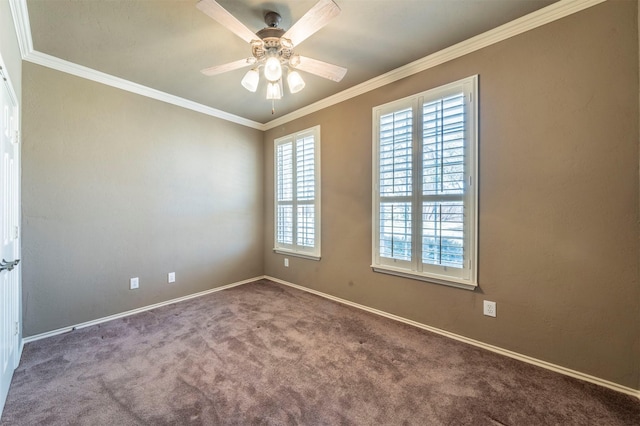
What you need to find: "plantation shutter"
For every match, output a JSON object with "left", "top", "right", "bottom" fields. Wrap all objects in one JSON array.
[
  {"left": 274, "top": 126, "right": 321, "bottom": 259},
  {"left": 296, "top": 133, "right": 315, "bottom": 248},
  {"left": 378, "top": 107, "right": 413, "bottom": 262},
  {"left": 372, "top": 76, "right": 477, "bottom": 289},
  {"left": 276, "top": 141, "right": 293, "bottom": 246},
  {"left": 421, "top": 93, "right": 465, "bottom": 268}
]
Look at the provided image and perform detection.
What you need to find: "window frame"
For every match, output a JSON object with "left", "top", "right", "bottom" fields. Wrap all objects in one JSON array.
[
  {"left": 273, "top": 125, "right": 321, "bottom": 260},
  {"left": 371, "top": 76, "right": 478, "bottom": 290}
]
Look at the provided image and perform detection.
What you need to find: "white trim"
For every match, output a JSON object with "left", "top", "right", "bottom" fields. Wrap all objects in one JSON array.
[
  {"left": 273, "top": 126, "right": 322, "bottom": 258},
  {"left": 371, "top": 76, "right": 478, "bottom": 288},
  {"left": 8, "top": 0, "right": 262, "bottom": 130},
  {"left": 261, "top": 0, "right": 606, "bottom": 130},
  {"left": 273, "top": 249, "right": 320, "bottom": 261},
  {"left": 371, "top": 266, "right": 477, "bottom": 291},
  {"left": 8, "top": 0, "right": 32, "bottom": 60},
  {"left": 22, "top": 276, "right": 263, "bottom": 343},
  {"left": 10, "top": 0, "right": 605, "bottom": 130},
  {"left": 20, "top": 273, "right": 640, "bottom": 398},
  {"left": 264, "top": 275, "right": 640, "bottom": 400},
  {"left": 24, "top": 51, "right": 264, "bottom": 130}
]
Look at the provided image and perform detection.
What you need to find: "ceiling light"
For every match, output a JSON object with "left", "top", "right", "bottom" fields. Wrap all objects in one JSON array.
[
  {"left": 266, "top": 81, "right": 283, "bottom": 100},
  {"left": 198, "top": 2, "right": 347, "bottom": 112},
  {"left": 287, "top": 71, "right": 305, "bottom": 94},
  {"left": 264, "top": 57, "right": 282, "bottom": 82},
  {"left": 241, "top": 69, "right": 259, "bottom": 92}
]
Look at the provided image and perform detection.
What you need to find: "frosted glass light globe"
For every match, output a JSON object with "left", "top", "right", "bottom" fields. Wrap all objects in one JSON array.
[
  {"left": 264, "top": 57, "right": 282, "bottom": 82},
  {"left": 266, "top": 81, "right": 282, "bottom": 100},
  {"left": 287, "top": 71, "right": 305, "bottom": 94},
  {"left": 241, "top": 69, "right": 259, "bottom": 92}
]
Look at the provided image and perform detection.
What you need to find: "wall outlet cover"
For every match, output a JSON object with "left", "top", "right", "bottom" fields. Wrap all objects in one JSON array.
[
  {"left": 130, "top": 277, "right": 139, "bottom": 290},
  {"left": 168, "top": 272, "right": 176, "bottom": 283},
  {"left": 483, "top": 300, "right": 496, "bottom": 317}
]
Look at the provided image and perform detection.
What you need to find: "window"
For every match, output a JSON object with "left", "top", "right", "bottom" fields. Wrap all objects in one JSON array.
[
  {"left": 372, "top": 76, "right": 478, "bottom": 289},
  {"left": 274, "top": 126, "right": 321, "bottom": 259}
]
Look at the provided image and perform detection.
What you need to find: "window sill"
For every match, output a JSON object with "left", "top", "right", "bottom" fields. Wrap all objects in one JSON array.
[
  {"left": 371, "top": 265, "right": 477, "bottom": 291},
  {"left": 274, "top": 249, "right": 321, "bottom": 261}
]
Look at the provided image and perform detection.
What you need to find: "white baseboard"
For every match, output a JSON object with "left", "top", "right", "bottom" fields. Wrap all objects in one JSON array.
[
  {"left": 22, "top": 276, "right": 263, "bottom": 344},
  {"left": 21, "top": 274, "right": 640, "bottom": 399},
  {"left": 264, "top": 276, "right": 640, "bottom": 399}
]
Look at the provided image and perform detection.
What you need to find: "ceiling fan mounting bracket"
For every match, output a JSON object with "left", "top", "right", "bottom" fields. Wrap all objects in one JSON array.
[{"left": 264, "top": 11, "right": 282, "bottom": 28}]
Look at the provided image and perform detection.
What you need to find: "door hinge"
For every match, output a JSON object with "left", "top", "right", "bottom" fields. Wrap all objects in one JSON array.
[
  {"left": 14, "top": 225, "right": 19, "bottom": 239},
  {"left": 14, "top": 130, "right": 19, "bottom": 144},
  {"left": 14, "top": 322, "right": 19, "bottom": 336}
]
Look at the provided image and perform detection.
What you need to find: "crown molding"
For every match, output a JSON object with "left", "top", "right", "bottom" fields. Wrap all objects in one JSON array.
[
  {"left": 8, "top": 0, "right": 264, "bottom": 130},
  {"left": 25, "top": 51, "right": 264, "bottom": 130},
  {"left": 9, "top": 0, "right": 606, "bottom": 131},
  {"left": 262, "top": 0, "right": 607, "bottom": 130},
  {"left": 8, "top": 0, "right": 32, "bottom": 59}
]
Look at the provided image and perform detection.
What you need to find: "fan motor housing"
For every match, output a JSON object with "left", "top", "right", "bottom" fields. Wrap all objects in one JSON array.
[
  {"left": 252, "top": 11, "right": 293, "bottom": 64},
  {"left": 256, "top": 27, "right": 285, "bottom": 40}
]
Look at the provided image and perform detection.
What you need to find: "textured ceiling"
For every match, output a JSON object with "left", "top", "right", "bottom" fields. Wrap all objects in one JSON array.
[{"left": 26, "top": 0, "right": 557, "bottom": 124}]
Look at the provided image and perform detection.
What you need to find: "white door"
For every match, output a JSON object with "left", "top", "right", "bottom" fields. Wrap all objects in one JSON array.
[{"left": 0, "top": 70, "right": 20, "bottom": 414}]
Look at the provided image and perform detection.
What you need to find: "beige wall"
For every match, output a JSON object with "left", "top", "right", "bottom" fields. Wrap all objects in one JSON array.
[
  {"left": 22, "top": 63, "right": 264, "bottom": 336},
  {"left": 264, "top": 1, "right": 640, "bottom": 389}
]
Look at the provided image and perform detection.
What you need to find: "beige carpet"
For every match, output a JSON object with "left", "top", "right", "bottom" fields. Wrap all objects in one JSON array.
[{"left": 2, "top": 279, "right": 639, "bottom": 425}]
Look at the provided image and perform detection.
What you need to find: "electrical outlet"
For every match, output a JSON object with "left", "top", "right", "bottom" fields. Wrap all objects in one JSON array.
[
  {"left": 284, "top": 258, "right": 289, "bottom": 267},
  {"left": 483, "top": 300, "right": 496, "bottom": 317},
  {"left": 130, "top": 277, "right": 139, "bottom": 290},
  {"left": 168, "top": 272, "right": 176, "bottom": 283}
]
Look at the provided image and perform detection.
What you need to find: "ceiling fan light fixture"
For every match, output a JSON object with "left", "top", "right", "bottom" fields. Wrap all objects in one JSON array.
[
  {"left": 289, "top": 55, "right": 301, "bottom": 68},
  {"left": 287, "top": 70, "right": 305, "bottom": 94},
  {"left": 241, "top": 68, "right": 259, "bottom": 92},
  {"left": 264, "top": 56, "right": 282, "bottom": 82},
  {"left": 266, "top": 80, "right": 283, "bottom": 100},
  {"left": 280, "top": 37, "right": 293, "bottom": 49},
  {"left": 197, "top": 0, "right": 346, "bottom": 111}
]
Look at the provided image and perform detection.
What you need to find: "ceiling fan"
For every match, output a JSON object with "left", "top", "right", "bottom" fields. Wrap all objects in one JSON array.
[{"left": 196, "top": 0, "right": 347, "bottom": 109}]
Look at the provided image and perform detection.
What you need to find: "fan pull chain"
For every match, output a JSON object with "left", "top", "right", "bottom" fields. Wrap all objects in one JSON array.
[{"left": 271, "top": 100, "right": 275, "bottom": 115}]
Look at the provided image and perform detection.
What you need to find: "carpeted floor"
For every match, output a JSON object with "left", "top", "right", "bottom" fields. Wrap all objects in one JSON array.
[{"left": 1, "top": 279, "right": 639, "bottom": 425}]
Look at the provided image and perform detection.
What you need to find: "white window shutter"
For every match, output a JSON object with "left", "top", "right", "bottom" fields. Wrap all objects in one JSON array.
[
  {"left": 274, "top": 126, "right": 321, "bottom": 259},
  {"left": 372, "top": 76, "right": 478, "bottom": 289}
]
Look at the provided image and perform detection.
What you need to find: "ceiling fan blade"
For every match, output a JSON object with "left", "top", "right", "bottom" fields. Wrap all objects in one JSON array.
[
  {"left": 196, "top": 0, "right": 258, "bottom": 43},
  {"left": 282, "top": 0, "right": 341, "bottom": 47},
  {"left": 295, "top": 56, "right": 347, "bottom": 82},
  {"left": 201, "top": 58, "right": 254, "bottom": 76}
]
